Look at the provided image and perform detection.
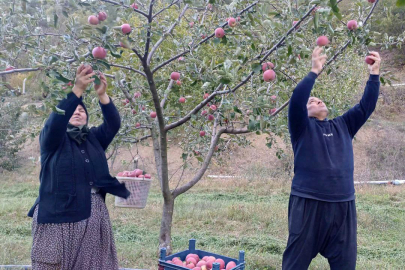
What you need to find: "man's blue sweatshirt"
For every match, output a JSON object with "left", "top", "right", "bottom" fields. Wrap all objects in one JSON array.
[{"left": 288, "top": 72, "right": 380, "bottom": 202}]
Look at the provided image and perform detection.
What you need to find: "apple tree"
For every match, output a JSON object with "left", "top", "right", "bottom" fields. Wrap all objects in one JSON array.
[{"left": 0, "top": 0, "right": 395, "bottom": 252}]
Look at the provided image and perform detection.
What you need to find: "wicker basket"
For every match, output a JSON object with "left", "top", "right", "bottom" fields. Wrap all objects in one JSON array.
[{"left": 115, "top": 177, "right": 152, "bottom": 208}]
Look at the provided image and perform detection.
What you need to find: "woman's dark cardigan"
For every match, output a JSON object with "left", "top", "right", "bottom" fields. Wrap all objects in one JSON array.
[{"left": 28, "top": 92, "right": 130, "bottom": 224}]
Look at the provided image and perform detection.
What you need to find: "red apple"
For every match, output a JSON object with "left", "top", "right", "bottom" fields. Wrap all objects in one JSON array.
[
  {"left": 186, "top": 263, "right": 195, "bottom": 269},
  {"left": 186, "top": 257, "right": 197, "bottom": 265},
  {"left": 262, "top": 62, "right": 274, "bottom": 71},
  {"left": 122, "top": 171, "right": 130, "bottom": 177},
  {"left": 189, "top": 21, "right": 194, "bottom": 28},
  {"left": 293, "top": 20, "right": 299, "bottom": 29},
  {"left": 210, "top": 104, "right": 217, "bottom": 111},
  {"left": 237, "top": 16, "right": 241, "bottom": 21},
  {"left": 92, "top": 46, "right": 107, "bottom": 59},
  {"left": 135, "top": 122, "right": 141, "bottom": 128},
  {"left": 134, "top": 169, "right": 143, "bottom": 177},
  {"left": 171, "top": 72, "right": 180, "bottom": 80},
  {"left": 368, "top": 0, "right": 376, "bottom": 3},
  {"left": 134, "top": 92, "right": 141, "bottom": 98},
  {"left": 179, "top": 97, "right": 186, "bottom": 103},
  {"left": 125, "top": 99, "right": 130, "bottom": 104},
  {"left": 130, "top": 3, "right": 138, "bottom": 9},
  {"left": 201, "top": 34, "right": 207, "bottom": 39},
  {"left": 207, "top": 114, "right": 214, "bottom": 121},
  {"left": 121, "top": 23, "right": 131, "bottom": 34},
  {"left": 5, "top": 66, "right": 15, "bottom": 71},
  {"left": 150, "top": 111, "right": 157, "bottom": 118},
  {"left": 176, "top": 80, "right": 182, "bottom": 86},
  {"left": 206, "top": 260, "right": 214, "bottom": 269},
  {"left": 203, "top": 93, "right": 210, "bottom": 99},
  {"left": 263, "top": 69, "right": 276, "bottom": 82},
  {"left": 132, "top": 109, "right": 137, "bottom": 114},
  {"left": 98, "top": 11, "right": 107, "bottom": 21},
  {"left": 201, "top": 110, "right": 208, "bottom": 116},
  {"left": 128, "top": 171, "right": 137, "bottom": 177},
  {"left": 228, "top": 17, "right": 236, "bottom": 27},
  {"left": 269, "top": 108, "right": 277, "bottom": 115},
  {"left": 88, "top": 15, "right": 99, "bottom": 25},
  {"left": 225, "top": 261, "right": 236, "bottom": 270},
  {"left": 215, "top": 259, "right": 225, "bottom": 269},
  {"left": 174, "top": 260, "right": 183, "bottom": 266},
  {"left": 207, "top": 3, "right": 212, "bottom": 10},
  {"left": 270, "top": 95, "right": 277, "bottom": 102},
  {"left": 347, "top": 20, "right": 358, "bottom": 30},
  {"left": 144, "top": 174, "right": 151, "bottom": 179},
  {"left": 178, "top": 57, "right": 185, "bottom": 61},
  {"left": 196, "top": 260, "right": 207, "bottom": 267},
  {"left": 193, "top": 267, "right": 202, "bottom": 270},
  {"left": 138, "top": 175, "right": 145, "bottom": 178},
  {"left": 215, "top": 28, "right": 225, "bottom": 38},
  {"left": 316, "top": 36, "right": 329, "bottom": 46},
  {"left": 365, "top": 55, "right": 375, "bottom": 65},
  {"left": 200, "top": 131, "right": 206, "bottom": 137},
  {"left": 186, "top": 254, "right": 200, "bottom": 262},
  {"left": 117, "top": 172, "right": 124, "bottom": 177}
]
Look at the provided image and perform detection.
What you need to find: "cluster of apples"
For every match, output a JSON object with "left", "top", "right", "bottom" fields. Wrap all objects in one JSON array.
[
  {"left": 117, "top": 169, "right": 151, "bottom": 179},
  {"left": 88, "top": 11, "right": 107, "bottom": 26},
  {"left": 166, "top": 254, "right": 237, "bottom": 270}
]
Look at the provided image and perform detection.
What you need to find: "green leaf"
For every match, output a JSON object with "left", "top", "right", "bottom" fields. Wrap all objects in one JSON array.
[
  {"left": 93, "top": 75, "right": 101, "bottom": 85},
  {"left": 220, "top": 77, "right": 231, "bottom": 84},
  {"left": 233, "top": 106, "right": 242, "bottom": 114},
  {"left": 182, "top": 153, "right": 187, "bottom": 160},
  {"left": 50, "top": 70, "right": 71, "bottom": 83},
  {"left": 96, "top": 26, "right": 108, "bottom": 34},
  {"left": 62, "top": 10, "right": 69, "bottom": 17},
  {"left": 287, "top": 45, "right": 293, "bottom": 56},
  {"left": 314, "top": 12, "right": 319, "bottom": 32},
  {"left": 53, "top": 106, "right": 65, "bottom": 115},
  {"left": 48, "top": 55, "right": 59, "bottom": 65},
  {"left": 252, "top": 63, "right": 261, "bottom": 73},
  {"left": 196, "top": 156, "right": 204, "bottom": 162},
  {"left": 96, "top": 60, "right": 111, "bottom": 70},
  {"left": 109, "top": 50, "right": 122, "bottom": 59},
  {"left": 397, "top": 0, "right": 405, "bottom": 6},
  {"left": 266, "top": 142, "right": 272, "bottom": 148},
  {"left": 54, "top": 13, "right": 58, "bottom": 28}
]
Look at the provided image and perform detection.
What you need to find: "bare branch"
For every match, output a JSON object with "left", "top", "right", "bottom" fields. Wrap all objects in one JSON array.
[
  {"left": 0, "top": 68, "right": 41, "bottom": 76},
  {"left": 147, "top": 4, "right": 189, "bottom": 66},
  {"left": 152, "top": 0, "right": 180, "bottom": 19},
  {"left": 110, "top": 63, "right": 146, "bottom": 77},
  {"left": 160, "top": 79, "right": 174, "bottom": 108},
  {"left": 144, "top": 0, "right": 156, "bottom": 61},
  {"left": 121, "top": 134, "right": 152, "bottom": 143},
  {"left": 100, "top": 0, "right": 149, "bottom": 17}
]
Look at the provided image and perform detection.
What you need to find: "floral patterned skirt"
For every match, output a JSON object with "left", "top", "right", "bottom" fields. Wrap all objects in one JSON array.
[{"left": 31, "top": 193, "right": 119, "bottom": 270}]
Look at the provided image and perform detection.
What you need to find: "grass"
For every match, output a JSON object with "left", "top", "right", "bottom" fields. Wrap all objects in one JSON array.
[{"left": 1, "top": 167, "right": 405, "bottom": 270}]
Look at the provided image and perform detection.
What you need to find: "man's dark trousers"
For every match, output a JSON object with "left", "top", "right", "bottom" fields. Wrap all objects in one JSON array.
[{"left": 282, "top": 195, "right": 357, "bottom": 270}]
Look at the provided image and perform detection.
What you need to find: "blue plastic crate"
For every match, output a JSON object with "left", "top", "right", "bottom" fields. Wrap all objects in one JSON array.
[{"left": 159, "top": 239, "right": 245, "bottom": 270}]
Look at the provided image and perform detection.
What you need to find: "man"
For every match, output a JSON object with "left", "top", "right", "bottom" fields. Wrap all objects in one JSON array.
[{"left": 282, "top": 46, "right": 381, "bottom": 270}]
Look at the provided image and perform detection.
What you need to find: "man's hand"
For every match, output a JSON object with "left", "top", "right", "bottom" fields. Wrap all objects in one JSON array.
[
  {"left": 311, "top": 46, "right": 327, "bottom": 75},
  {"left": 367, "top": 51, "right": 381, "bottom": 75},
  {"left": 94, "top": 72, "right": 110, "bottom": 104},
  {"left": 72, "top": 64, "right": 95, "bottom": 98}
]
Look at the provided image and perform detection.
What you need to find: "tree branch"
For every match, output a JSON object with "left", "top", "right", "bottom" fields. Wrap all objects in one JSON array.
[
  {"left": 144, "top": 0, "right": 156, "bottom": 61},
  {"left": 164, "top": 84, "right": 223, "bottom": 131},
  {"left": 110, "top": 63, "right": 146, "bottom": 77},
  {"left": 152, "top": 0, "right": 180, "bottom": 19},
  {"left": 147, "top": 4, "right": 188, "bottom": 66},
  {"left": 121, "top": 134, "right": 152, "bottom": 143},
  {"left": 100, "top": 0, "right": 149, "bottom": 17},
  {"left": 152, "top": 1, "right": 259, "bottom": 73},
  {"left": 160, "top": 79, "right": 174, "bottom": 108}
]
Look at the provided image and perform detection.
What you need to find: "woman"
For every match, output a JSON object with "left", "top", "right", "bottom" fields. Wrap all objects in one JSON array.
[{"left": 27, "top": 64, "right": 130, "bottom": 270}]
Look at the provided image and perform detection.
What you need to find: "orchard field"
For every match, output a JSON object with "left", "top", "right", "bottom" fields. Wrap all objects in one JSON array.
[{"left": 1, "top": 0, "right": 405, "bottom": 269}]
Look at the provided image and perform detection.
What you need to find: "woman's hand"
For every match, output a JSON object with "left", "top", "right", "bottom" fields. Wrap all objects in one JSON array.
[
  {"left": 94, "top": 72, "right": 110, "bottom": 104},
  {"left": 72, "top": 65, "right": 95, "bottom": 98},
  {"left": 367, "top": 51, "right": 381, "bottom": 75}
]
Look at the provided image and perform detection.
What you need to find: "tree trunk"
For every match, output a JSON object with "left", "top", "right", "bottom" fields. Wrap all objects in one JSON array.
[{"left": 159, "top": 196, "right": 174, "bottom": 254}]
